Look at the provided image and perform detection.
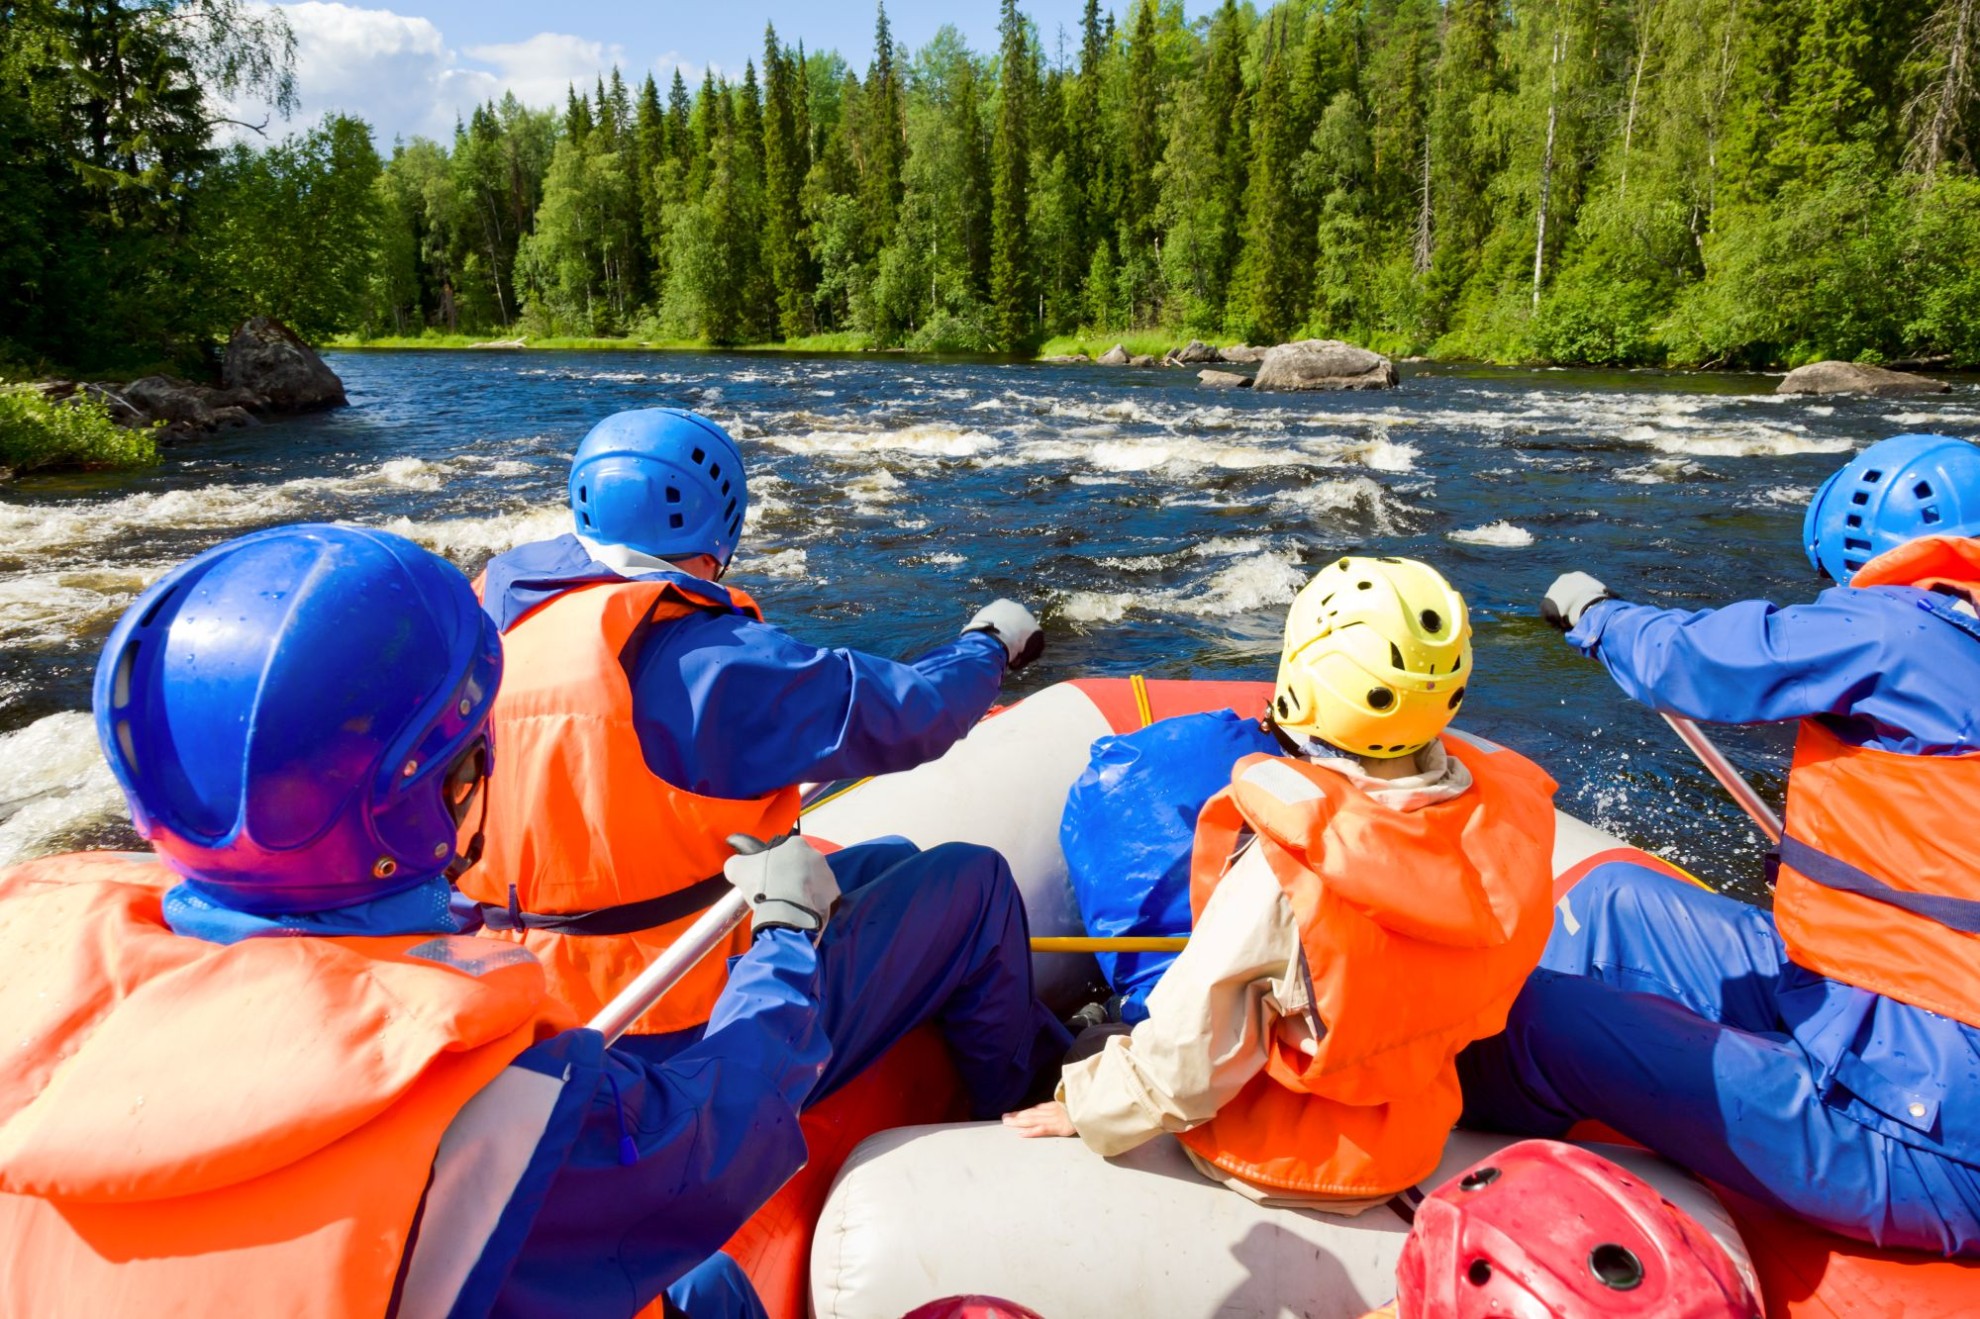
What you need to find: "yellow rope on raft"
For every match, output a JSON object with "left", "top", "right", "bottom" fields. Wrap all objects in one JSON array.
[
  {"left": 1129, "top": 672, "right": 1154, "bottom": 729},
  {"left": 1031, "top": 935, "right": 1190, "bottom": 953}
]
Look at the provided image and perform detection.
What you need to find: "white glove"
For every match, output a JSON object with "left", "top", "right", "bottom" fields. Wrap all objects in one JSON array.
[
  {"left": 1542, "top": 572, "right": 1615, "bottom": 632},
  {"left": 964, "top": 599, "right": 1045, "bottom": 671},
  {"left": 725, "top": 833, "right": 840, "bottom": 937}
]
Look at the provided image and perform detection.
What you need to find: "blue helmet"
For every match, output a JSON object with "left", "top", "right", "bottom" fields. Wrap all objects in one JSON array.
[
  {"left": 568, "top": 408, "right": 749, "bottom": 566},
  {"left": 1804, "top": 434, "right": 1980, "bottom": 583},
  {"left": 94, "top": 524, "right": 502, "bottom": 914}
]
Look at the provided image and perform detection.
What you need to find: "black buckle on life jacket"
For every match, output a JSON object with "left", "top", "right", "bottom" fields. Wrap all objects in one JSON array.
[{"left": 478, "top": 873, "right": 733, "bottom": 936}]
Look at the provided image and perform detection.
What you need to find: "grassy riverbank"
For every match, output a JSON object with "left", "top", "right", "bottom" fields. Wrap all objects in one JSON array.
[{"left": 0, "top": 386, "right": 160, "bottom": 478}]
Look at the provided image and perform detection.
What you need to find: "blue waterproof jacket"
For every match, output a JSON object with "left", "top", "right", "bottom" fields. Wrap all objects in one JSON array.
[
  {"left": 1061, "top": 710, "right": 1279, "bottom": 1020},
  {"left": 481, "top": 535, "right": 1008, "bottom": 799},
  {"left": 1567, "top": 587, "right": 1980, "bottom": 1166}
]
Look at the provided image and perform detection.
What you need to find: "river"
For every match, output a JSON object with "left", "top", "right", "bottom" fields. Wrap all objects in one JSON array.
[{"left": 7, "top": 350, "right": 1975, "bottom": 902}]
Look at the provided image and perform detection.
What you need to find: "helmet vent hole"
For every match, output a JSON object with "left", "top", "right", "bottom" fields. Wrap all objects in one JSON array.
[
  {"left": 116, "top": 721, "right": 138, "bottom": 771},
  {"left": 113, "top": 645, "right": 137, "bottom": 707},
  {"left": 1389, "top": 643, "right": 1405, "bottom": 669},
  {"left": 665, "top": 486, "right": 681, "bottom": 504},
  {"left": 1923, "top": 506, "right": 1942, "bottom": 524},
  {"left": 1466, "top": 1259, "right": 1493, "bottom": 1287},
  {"left": 1451, "top": 651, "right": 1464, "bottom": 672},
  {"left": 709, "top": 462, "right": 722, "bottom": 480},
  {"left": 729, "top": 514, "right": 742, "bottom": 534},
  {"left": 724, "top": 498, "right": 738, "bottom": 519},
  {"left": 691, "top": 447, "right": 706, "bottom": 465},
  {"left": 1367, "top": 688, "right": 1395, "bottom": 710},
  {"left": 1588, "top": 1244, "right": 1645, "bottom": 1291},
  {"left": 1449, "top": 685, "right": 1467, "bottom": 709},
  {"left": 1460, "top": 1165, "right": 1501, "bottom": 1191},
  {"left": 669, "top": 513, "right": 685, "bottom": 529},
  {"left": 137, "top": 583, "right": 178, "bottom": 628},
  {"left": 1420, "top": 609, "right": 1442, "bottom": 633},
  {"left": 1844, "top": 537, "right": 1872, "bottom": 552},
  {"left": 1845, "top": 513, "right": 1862, "bottom": 527},
  {"left": 1915, "top": 480, "right": 1934, "bottom": 498},
  {"left": 1866, "top": 469, "right": 1883, "bottom": 482},
  {"left": 577, "top": 485, "right": 588, "bottom": 503},
  {"left": 1851, "top": 490, "right": 1870, "bottom": 505},
  {"left": 1357, "top": 580, "right": 1373, "bottom": 591},
  {"left": 1276, "top": 695, "right": 1291, "bottom": 717},
  {"left": 1845, "top": 558, "right": 1866, "bottom": 572}
]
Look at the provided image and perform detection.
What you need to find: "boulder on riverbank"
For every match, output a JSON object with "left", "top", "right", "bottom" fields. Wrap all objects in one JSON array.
[
  {"left": 1162, "top": 340, "right": 1219, "bottom": 367},
  {"left": 1776, "top": 360, "right": 1949, "bottom": 397},
  {"left": 1253, "top": 339, "right": 1398, "bottom": 391},
  {"left": 1198, "top": 369, "right": 1252, "bottom": 389},
  {"left": 223, "top": 316, "right": 348, "bottom": 411},
  {"left": 1041, "top": 353, "right": 1090, "bottom": 364},
  {"left": 1096, "top": 344, "right": 1132, "bottom": 365},
  {"left": 1217, "top": 344, "right": 1268, "bottom": 363},
  {"left": 1129, "top": 353, "right": 1158, "bottom": 366}
]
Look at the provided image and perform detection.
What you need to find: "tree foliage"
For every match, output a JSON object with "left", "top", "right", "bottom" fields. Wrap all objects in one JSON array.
[{"left": 16, "top": 0, "right": 1980, "bottom": 368}]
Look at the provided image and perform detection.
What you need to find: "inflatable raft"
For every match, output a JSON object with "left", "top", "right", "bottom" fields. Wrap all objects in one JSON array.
[{"left": 713, "top": 678, "right": 1977, "bottom": 1319}]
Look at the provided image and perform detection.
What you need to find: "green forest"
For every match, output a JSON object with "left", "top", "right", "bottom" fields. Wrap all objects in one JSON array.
[{"left": 10, "top": 0, "right": 1980, "bottom": 375}]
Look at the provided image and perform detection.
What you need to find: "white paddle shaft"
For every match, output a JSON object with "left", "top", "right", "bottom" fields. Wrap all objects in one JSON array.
[{"left": 586, "top": 889, "right": 750, "bottom": 1044}]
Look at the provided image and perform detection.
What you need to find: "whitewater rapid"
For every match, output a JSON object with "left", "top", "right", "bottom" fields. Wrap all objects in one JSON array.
[{"left": 4, "top": 353, "right": 1974, "bottom": 899}]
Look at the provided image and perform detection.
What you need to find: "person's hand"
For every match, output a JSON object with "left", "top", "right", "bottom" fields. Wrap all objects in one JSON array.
[
  {"left": 964, "top": 599, "right": 1046, "bottom": 672},
  {"left": 1541, "top": 572, "right": 1614, "bottom": 632},
  {"left": 1001, "top": 1100, "right": 1077, "bottom": 1138},
  {"left": 725, "top": 833, "right": 839, "bottom": 937}
]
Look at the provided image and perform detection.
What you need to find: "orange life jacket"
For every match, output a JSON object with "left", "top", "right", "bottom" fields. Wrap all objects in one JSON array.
[
  {"left": 0, "top": 852, "right": 573, "bottom": 1319},
  {"left": 1773, "top": 535, "right": 1980, "bottom": 1028},
  {"left": 463, "top": 574, "right": 800, "bottom": 1035},
  {"left": 1176, "top": 735, "right": 1558, "bottom": 1200}
]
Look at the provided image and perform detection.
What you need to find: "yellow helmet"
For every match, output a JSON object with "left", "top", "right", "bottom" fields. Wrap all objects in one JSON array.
[{"left": 1272, "top": 556, "right": 1472, "bottom": 759}]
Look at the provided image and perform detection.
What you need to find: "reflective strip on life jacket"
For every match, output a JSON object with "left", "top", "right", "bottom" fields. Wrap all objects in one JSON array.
[
  {"left": 397, "top": 1063, "right": 569, "bottom": 1319},
  {"left": 1177, "top": 737, "right": 1558, "bottom": 1199},
  {"left": 463, "top": 575, "right": 800, "bottom": 1035}
]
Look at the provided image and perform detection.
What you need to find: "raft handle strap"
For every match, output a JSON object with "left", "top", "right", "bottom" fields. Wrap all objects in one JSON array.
[{"left": 477, "top": 873, "right": 733, "bottom": 936}]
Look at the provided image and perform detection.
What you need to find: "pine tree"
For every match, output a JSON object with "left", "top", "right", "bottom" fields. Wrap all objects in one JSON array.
[
  {"left": 667, "top": 70, "right": 694, "bottom": 171},
  {"left": 1230, "top": 14, "right": 1310, "bottom": 340},
  {"left": 862, "top": 3, "right": 908, "bottom": 253},
  {"left": 990, "top": 0, "right": 1035, "bottom": 347},
  {"left": 564, "top": 84, "right": 594, "bottom": 144},
  {"left": 1122, "top": 0, "right": 1163, "bottom": 253},
  {"left": 764, "top": 27, "right": 816, "bottom": 337}
]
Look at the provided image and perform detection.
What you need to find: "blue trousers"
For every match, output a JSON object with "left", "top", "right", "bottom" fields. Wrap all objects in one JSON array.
[
  {"left": 1458, "top": 862, "right": 1980, "bottom": 1255},
  {"left": 658, "top": 838, "right": 1069, "bottom": 1317}
]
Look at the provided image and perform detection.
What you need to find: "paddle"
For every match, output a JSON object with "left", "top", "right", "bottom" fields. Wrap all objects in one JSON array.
[{"left": 1660, "top": 712, "right": 1784, "bottom": 845}]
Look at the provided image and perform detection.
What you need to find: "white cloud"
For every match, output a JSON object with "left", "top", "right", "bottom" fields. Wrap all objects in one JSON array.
[
  {"left": 462, "top": 33, "right": 625, "bottom": 115},
  {"left": 226, "top": 3, "right": 657, "bottom": 146}
]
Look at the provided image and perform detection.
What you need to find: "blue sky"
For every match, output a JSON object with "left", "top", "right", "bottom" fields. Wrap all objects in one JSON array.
[{"left": 250, "top": 0, "right": 1196, "bottom": 145}]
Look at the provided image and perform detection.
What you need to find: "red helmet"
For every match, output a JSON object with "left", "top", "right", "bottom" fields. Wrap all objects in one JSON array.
[
  {"left": 1395, "top": 1140, "right": 1759, "bottom": 1319},
  {"left": 900, "top": 1299, "right": 1047, "bottom": 1319}
]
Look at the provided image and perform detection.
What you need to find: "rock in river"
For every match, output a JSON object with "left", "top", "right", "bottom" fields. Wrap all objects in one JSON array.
[
  {"left": 1198, "top": 369, "right": 1251, "bottom": 389},
  {"left": 1776, "top": 360, "right": 1949, "bottom": 398},
  {"left": 1096, "top": 344, "right": 1132, "bottom": 365},
  {"left": 223, "top": 315, "right": 348, "bottom": 411},
  {"left": 1252, "top": 339, "right": 1398, "bottom": 391}
]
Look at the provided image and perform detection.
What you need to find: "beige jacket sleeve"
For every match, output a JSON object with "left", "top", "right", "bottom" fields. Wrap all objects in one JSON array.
[{"left": 1057, "top": 845, "right": 1311, "bottom": 1158}]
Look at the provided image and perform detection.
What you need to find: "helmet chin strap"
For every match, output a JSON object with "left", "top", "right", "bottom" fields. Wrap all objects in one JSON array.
[{"left": 442, "top": 742, "right": 491, "bottom": 882}]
